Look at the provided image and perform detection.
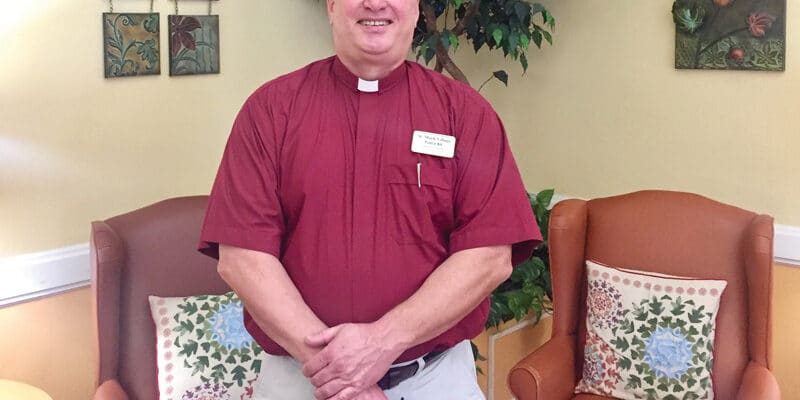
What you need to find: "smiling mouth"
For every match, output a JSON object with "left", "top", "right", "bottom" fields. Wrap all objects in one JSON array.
[{"left": 358, "top": 19, "right": 392, "bottom": 26}]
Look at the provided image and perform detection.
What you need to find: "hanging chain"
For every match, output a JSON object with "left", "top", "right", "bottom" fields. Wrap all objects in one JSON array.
[
  {"left": 208, "top": 0, "right": 212, "bottom": 16},
  {"left": 108, "top": 0, "right": 156, "bottom": 15},
  {"left": 174, "top": 0, "right": 179, "bottom": 15}
]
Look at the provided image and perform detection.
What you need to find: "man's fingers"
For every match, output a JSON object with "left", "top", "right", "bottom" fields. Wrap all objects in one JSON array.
[
  {"left": 306, "top": 325, "right": 342, "bottom": 347},
  {"left": 302, "top": 350, "right": 330, "bottom": 377},
  {"left": 309, "top": 363, "right": 337, "bottom": 387},
  {"left": 329, "top": 386, "right": 359, "bottom": 400},
  {"left": 314, "top": 379, "right": 350, "bottom": 400}
]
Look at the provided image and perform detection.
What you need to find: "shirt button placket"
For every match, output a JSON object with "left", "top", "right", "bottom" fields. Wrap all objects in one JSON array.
[{"left": 351, "top": 91, "right": 381, "bottom": 319}]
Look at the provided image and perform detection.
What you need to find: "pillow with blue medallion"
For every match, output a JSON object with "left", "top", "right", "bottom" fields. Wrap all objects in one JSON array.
[
  {"left": 575, "top": 260, "right": 727, "bottom": 400},
  {"left": 148, "top": 291, "right": 267, "bottom": 400}
]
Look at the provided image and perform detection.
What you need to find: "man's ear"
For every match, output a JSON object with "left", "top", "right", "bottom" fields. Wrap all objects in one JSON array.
[{"left": 326, "top": 0, "right": 336, "bottom": 23}]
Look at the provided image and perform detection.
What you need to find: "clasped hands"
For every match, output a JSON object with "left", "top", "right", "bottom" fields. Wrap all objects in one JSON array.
[{"left": 302, "top": 322, "right": 406, "bottom": 400}]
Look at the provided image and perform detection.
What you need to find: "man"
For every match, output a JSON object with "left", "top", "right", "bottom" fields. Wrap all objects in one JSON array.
[{"left": 198, "top": 0, "right": 541, "bottom": 399}]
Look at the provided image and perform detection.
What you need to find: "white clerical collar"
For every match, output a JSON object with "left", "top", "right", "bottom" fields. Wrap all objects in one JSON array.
[{"left": 357, "top": 78, "right": 379, "bottom": 93}]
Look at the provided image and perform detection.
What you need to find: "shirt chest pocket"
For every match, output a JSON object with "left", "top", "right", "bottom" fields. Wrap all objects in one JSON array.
[{"left": 385, "top": 163, "right": 454, "bottom": 245}]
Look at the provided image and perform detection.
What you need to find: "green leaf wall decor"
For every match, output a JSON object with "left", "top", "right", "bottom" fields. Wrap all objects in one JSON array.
[{"left": 103, "top": 13, "right": 161, "bottom": 78}]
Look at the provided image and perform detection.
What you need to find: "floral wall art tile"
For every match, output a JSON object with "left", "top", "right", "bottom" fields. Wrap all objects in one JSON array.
[
  {"left": 168, "top": 15, "right": 220, "bottom": 76},
  {"left": 672, "top": 0, "right": 785, "bottom": 71},
  {"left": 103, "top": 13, "right": 161, "bottom": 78}
]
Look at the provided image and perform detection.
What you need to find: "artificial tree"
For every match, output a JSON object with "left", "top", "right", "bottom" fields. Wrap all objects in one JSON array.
[{"left": 413, "top": 0, "right": 555, "bottom": 90}]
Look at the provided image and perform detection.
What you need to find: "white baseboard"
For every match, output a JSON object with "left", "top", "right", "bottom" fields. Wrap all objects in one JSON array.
[
  {"left": 774, "top": 224, "right": 800, "bottom": 266},
  {"left": 0, "top": 207, "right": 798, "bottom": 306},
  {"left": 0, "top": 243, "right": 90, "bottom": 307}
]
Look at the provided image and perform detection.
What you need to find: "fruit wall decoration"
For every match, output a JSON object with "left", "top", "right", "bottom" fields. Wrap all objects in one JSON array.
[{"left": 672, "top": 0, "right": 785, "bottom": 71}]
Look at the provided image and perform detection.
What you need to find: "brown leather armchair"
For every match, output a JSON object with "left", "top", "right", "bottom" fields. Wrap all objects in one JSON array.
[
  {"left": 508, "top": 190, "right": 780, "bottom": 400},
  {"left": 91, "top": 196, "right": 229, "bottom": 400}
]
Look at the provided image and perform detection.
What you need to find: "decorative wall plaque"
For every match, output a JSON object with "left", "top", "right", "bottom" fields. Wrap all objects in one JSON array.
[
  {"left": 673, "top": 0, "right": 786, "bottom": 71},
  {"left": 103, "top": 1, "right": 160, "bottom": 78},
  {"left": 103, "top": 13, "right": 161, "bottom": 78},
  {"left": 168, "top": 0, "right": 220, "bottom": 76}
]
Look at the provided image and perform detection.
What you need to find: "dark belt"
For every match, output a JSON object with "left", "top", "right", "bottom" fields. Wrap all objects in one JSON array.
[{"left": 377, "top": 349, "right": 446, "bottom": 390}]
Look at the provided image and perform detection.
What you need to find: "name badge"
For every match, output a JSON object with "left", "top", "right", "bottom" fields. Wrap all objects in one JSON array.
[{"left": 411, "top": 130, "right": 456, "bottom": 158}]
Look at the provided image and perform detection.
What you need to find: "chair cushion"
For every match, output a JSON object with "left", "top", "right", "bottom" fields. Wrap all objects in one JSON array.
[
  {"left": 148, "top": 291, "right": 267, "bottom": 400},
  {"left": 574, "top": 260, "right": 727, "bottom": 399}
]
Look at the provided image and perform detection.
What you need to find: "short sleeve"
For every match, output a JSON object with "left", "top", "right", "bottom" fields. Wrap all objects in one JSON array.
[
  {"left": 198, "top": 94, "right": 285, "bottom": 259},
  {"left": 448, "top": 100, "right": 542, "bottom": 266}
]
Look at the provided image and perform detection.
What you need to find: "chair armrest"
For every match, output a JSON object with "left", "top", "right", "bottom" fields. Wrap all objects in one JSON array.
[
  {"left": 737, "top": 361, "right": 781, "bottom": 400},
  {"left": 93, "top": 379, "right": 129, "bottom": 400},
  {"left": 508, "top": 335, "right": 577, "bottom": 400}
]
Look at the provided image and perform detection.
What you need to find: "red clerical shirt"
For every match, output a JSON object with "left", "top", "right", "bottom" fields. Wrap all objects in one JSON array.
[{"left": 199, "top": 56, "right": 541, "bottom": 362}]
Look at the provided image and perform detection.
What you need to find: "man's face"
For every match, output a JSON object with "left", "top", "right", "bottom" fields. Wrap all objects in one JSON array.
[{"left": 327, "top": 0, "right": 419, "bottom": 64}]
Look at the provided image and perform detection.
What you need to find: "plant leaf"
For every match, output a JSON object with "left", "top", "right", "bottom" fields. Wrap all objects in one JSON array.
[
  {"left": 493, "top": 70, "right": 508, "bottom": 86},
  {"left": 471, "top": 341, "right": 487, "bottom": 361},
  {"left": 448, "top": 32, "right": 459, "bottom": 50},
  {"left": 542, "top": 30, "right": 553, "bottom": 45},
  {"left": 535, "top": 189, "right": 555, "bottom": 209},
  {"left": 492, "top": 28, "right": 503, "bottom": 46},
  {"left": 519, "top": 33, "right": 530, "bottom": 49}
]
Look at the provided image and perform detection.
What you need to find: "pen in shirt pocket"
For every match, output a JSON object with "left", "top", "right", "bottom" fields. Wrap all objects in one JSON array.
[{"left": 416, "top": 161, "right": 421, "bottom": 188}]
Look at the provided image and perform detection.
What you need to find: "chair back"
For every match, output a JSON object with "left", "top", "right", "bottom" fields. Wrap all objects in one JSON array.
[
  {"left": 91, "top": 196, "right": 230, "bottom": 400},
  {"left": 548, "top": 190, "right": 773, "bottom": 400}
]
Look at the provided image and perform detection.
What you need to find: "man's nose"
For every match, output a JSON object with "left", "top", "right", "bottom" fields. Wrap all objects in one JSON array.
[{"left": 362, "top": 0, "right": 388, "bottom": 11}]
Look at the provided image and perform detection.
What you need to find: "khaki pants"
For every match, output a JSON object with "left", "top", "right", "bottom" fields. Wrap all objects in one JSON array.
[{"left": 252, "top": 340, "right": 485, "bottom": 400}]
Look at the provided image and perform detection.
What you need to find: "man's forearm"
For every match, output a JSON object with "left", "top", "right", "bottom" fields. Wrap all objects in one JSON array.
[
  {"left": 218, "top": 244, "right": 327, "bottom": 363},
  {"left": 373, "top": 245, "right": 513, "bottom": 352}
]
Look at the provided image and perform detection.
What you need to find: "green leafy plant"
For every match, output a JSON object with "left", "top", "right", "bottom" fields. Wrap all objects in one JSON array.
[
  {"left": 473, "top": 189, "right": 554, "bottom": 370},
  {"left": 486, "top": 189, "right": 554, "bottom": 329},
  {"left": 414, "top": 0, "right": 555, "bottom": 89}
]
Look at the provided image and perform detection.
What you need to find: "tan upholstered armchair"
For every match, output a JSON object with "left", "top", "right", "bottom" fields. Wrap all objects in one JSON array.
[
  {"left": 508, "top": 190, "right": 780, "bottom": 400},
  {"left": 91, "top": 196, "right": 229, "bottom": 400}
]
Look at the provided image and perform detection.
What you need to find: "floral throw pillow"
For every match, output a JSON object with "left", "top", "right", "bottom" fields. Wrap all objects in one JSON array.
[
  {"left": 575, "top": 260, "right": 727, "bottom": 400},
  {"left": 148, "top": 291, "right": 266, "bottom": 400}
]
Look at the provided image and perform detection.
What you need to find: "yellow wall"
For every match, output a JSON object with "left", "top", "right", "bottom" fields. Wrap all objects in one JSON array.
[
  {"left": 0, "top": 0, "right": 334, "bottom": 257},
  {"left": 454, "top": 0, "right": 800, "bottom": 226},
  {"left": 3, "top": 1, "right": 798, "bottom": 257},
  {"left": 0, "top": 288, "right": 93, "bottom": 399},
  {"left": 1, "top": 0, "right": 799, "bottom": 399},
  {"left": 772, "top": 264, "right": 800, "bottom": 399}
]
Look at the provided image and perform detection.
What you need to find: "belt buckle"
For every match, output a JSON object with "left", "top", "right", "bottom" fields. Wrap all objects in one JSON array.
[
  {"left": 378, "top": 360, "right": 420, "bottom": 390},
  {"left": 378, "top": 348, "right": 449, "bottom": 391}
]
